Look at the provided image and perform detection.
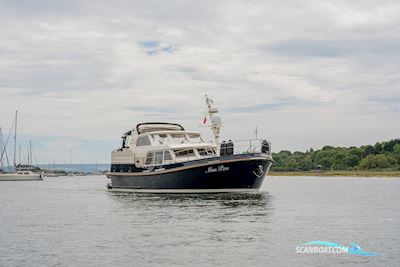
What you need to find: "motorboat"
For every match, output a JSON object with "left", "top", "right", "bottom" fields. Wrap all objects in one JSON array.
[{"left": 106, "top": 96, "right": 273, "bottom": 193}]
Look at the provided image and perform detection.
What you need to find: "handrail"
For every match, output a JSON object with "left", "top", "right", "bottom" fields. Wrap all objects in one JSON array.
[
  {"left": 142, "top": 138, "right": 272, "bottom": 168},
  {"left": 219, "top": 139, "right": 272, "bottom": 156}
]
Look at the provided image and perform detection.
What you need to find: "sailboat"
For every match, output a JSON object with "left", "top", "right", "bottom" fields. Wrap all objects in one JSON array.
[{"left": 0, "top": 111, "right": 43, "bottom": 181}]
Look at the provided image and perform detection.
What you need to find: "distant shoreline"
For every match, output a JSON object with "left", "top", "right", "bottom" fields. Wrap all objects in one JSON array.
[{"left": 269, "top": 170, "right": 400, "bottom": 177}]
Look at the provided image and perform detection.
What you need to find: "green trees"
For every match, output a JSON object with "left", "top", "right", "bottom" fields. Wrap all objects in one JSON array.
[
  {"left": 358, "top": 154, "right": 396, "bottom": 169},
  {"left": 272, "top": 139, "right": 400, "bottom": 171},
  {"left": 393, "top": 144, "right": 400, "bottom": 163}
]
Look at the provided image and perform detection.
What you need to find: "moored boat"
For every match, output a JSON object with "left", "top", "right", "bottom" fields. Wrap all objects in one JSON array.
[
  {"left": 0, "top": 111, "right": 43, "bottom": 181},
  {"left": 0, "top": 171, "right": 42, "bottom": 181},
  {"left": 106, "top": 96, "right": 273, "bottom": 193}
]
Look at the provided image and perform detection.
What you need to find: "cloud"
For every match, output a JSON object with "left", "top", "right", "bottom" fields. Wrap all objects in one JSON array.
[
  {"left": 267, "top": 39, "right": 400, "bottom": 58},
  {"left": 1, "top": 0, "right": 399, "bottom": 162},
  {"left": 125, "top": 106, "right": 175, "bottom": 112},
  {"left": 222, "top": 97, "right": 321, "bottom": 113}
]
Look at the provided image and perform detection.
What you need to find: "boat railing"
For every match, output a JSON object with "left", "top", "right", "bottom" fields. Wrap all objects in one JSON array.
[
  {"left": 176, "top": 139, "right": 272, "bottom": 162},
  {"left": 142, "top": 139, "right": 272, "bottom": 167},
  {"left": 219, "top": 139, "right": 272, "bottom": 156}
]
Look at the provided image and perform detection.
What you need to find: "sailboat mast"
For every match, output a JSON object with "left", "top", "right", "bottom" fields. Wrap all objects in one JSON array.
[
  {"left": 0, "top": 127, "right": 3, "bottom": 171},
  {"left": 13, "top": 110, "right": 17, "bottom": 170},
  {"left": 29, "top": 140, "right": 32, "bottom": 166}
]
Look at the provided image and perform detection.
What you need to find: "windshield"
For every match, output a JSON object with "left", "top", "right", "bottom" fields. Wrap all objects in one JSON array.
[
  {"left": 188, "top": 134, "right": 203, "bottom": 143},
  {"left": 171, "top": 134, "right": 187, "bottom": 144}
]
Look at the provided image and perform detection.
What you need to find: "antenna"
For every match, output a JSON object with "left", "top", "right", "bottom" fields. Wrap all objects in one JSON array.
[{"left": 204, "top": 95, "right": 222, "bottom": 152}]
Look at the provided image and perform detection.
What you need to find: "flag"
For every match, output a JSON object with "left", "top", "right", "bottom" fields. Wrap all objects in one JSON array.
[{"left": 203, "top": 116, "right": 207, "bottom": 124}]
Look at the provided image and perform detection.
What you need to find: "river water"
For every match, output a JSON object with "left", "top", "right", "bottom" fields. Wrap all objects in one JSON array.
[{"left": 0, "top": 175, "right": 399, "bottom": 266}]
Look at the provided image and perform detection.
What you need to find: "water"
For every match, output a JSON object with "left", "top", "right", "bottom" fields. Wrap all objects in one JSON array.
[
  {"left": 2, "top": 164, "right": 110, "bottom": 173},
  {"left": 0, "top": 176, "right": 399, "bottom": 267},
  {"left": 37, "top": 164, "right": 110, "bottom": 173}
]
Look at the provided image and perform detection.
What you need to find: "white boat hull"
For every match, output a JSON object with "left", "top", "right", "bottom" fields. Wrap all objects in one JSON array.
[{"left": 0, "top": 173, "right": 43, "bottom": 181}]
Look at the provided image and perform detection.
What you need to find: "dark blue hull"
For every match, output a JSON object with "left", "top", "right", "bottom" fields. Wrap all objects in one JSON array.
[{"left": 107, "top": 153, "right": 273, "bottom": 193}]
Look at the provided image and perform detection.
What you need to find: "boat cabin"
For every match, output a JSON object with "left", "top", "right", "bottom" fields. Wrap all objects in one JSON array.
[{"left": 111, "top": 123, "right": 217, "bottom": 170}]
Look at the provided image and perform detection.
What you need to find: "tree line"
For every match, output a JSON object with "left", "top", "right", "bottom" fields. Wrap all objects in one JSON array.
[{"left": 272, "top": 139, "right": 400, "bottom": 171}]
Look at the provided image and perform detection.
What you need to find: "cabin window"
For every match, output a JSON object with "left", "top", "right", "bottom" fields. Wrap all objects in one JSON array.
[
  {"left": 188, "top": 134, "right": 203, "bottom": 143},
  {"left": 206, "top": 147, "right": 215, "bottom": 155},
  {"left": 137, "top": 136, "right": 151, "bottom": 146},
  {"left": 145, "top": 152, "right": 153, "bottom": 165},
  {"left": 198, "top": 147, "right": 216, "bottom": 156},
  {"left": 164, "top": 151, "right": 172, "bottom": 161},
  {"left": 153, "top": 134, "right": 167, "bottom": 144},
  {"left": 154, "top": 151, "right": 163, "bottom": 165},
  {"left": 197, "top": 148, "right": 207, "bottom": 156},
  {"left": 171, "top": 134, "right": 186, "bottom": 144},
  {"left": 175, "top": 149, "right": 195, "bottom": 157}
]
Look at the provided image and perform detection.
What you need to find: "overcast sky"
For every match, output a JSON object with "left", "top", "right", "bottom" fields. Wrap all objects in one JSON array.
[{"left": 1, "top": 0, "right": 399, "bottom": 164}]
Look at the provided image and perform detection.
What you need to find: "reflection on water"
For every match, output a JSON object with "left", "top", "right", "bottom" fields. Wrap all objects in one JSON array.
[{"left": 108, "top": 191, "right": 273, "bottom": 208}]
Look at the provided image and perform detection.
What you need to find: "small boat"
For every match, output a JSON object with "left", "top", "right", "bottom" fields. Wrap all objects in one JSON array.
[
  {"left": 0, "top": 111, "right": 43, "bottom": 181},
  {"left": 106, "top": 96, "right": 273, "bottom": 193},
  {"left": 0, "top": 170, "right": 42, "bottom": 181}
]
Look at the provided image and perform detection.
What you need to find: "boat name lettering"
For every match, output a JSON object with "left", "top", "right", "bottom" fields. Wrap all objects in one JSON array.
[{"left": 205, "top": 165, "right": 230, "bottom": 173}]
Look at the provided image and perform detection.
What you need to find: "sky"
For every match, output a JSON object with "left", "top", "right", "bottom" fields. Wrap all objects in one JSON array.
[{"left": 0, "top": 0, "right": 399, "bottom": 164}]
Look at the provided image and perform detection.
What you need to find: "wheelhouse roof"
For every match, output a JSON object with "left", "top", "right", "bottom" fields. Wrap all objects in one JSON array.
[
  {"left": 136, "top": 122, "right": 185, "bottom": 134},
  {"left": 138, "top": 130, "right": 201, "bottom": 136}
]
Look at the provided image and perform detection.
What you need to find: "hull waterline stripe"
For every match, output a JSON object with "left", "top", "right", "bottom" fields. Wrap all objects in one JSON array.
[
  {"left": 107, "top": 156, "right": 272, "bottom": 177},
  {"left": 108, "top": 188, "right": 260, "bottom": 193}
]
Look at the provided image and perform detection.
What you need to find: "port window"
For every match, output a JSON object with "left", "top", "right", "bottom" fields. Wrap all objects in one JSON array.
[
  {"left": 188, "top": 134, "right": 203, "bottom": 143},
  {"left": 197, "top": 148, "right": 207, "bottom": 156},
  {"left": 206, "top": 147, "right": 215, "bottom": 155},
  {"left": 175, "top": 149, "right": 195, "bottom": 157},
  {"left": 154, "top": 151, "right": 163, "bottom": 165},
  {"left": 145, "top": 152, "right": 153, "bottom": 165},
  {"left": 153, "top": 134, "right": 167, "bottom": 144},
  {"left": 171, "top": 134, "right": 186, "bottom": 144},
  {"left": 159, "top": 134, "right": 167, "bottom": 138},
  {"left": 164, "top": 151, "right": 172, "bottom": 161},
  {"left": 137, "top": 136, "right": 151, "bottom": 146}
]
